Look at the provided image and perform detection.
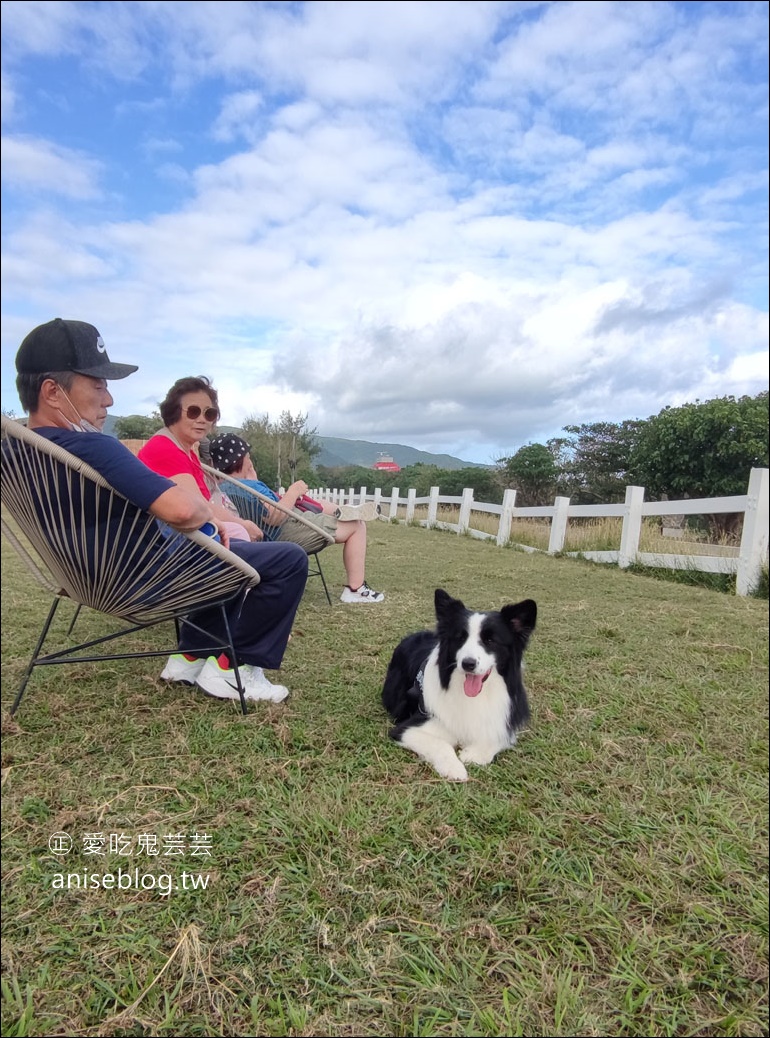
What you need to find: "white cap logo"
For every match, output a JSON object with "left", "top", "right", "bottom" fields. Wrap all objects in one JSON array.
[{"left": 96, "top": 335, "right": 106, "bottom": 353}]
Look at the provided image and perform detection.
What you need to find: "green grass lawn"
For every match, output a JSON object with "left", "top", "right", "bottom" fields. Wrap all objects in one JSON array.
[{"left": 1, "top": 523, "right": 768, "bottom": 1037}]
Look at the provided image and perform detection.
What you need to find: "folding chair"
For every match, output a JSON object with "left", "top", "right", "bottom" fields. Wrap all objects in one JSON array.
[
  {"left": 200, "top": 463, "right": 335, "bottom": 605},
  {"left": 1, "top": 416, "right": 263, "bottom": 716}
]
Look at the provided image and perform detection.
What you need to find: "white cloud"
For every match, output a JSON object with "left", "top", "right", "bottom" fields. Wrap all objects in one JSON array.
[
  {"left": 212, "top": 90, "right": 264, "bottom": 143},
  {"left": 267, "top": 266, "right": 768, "bottom": 454},
  {"left": 1, "top": 1, "right": 767, "bottom": 463},
  {"left": 0, "top": 0, "right": 82, "bottom": 57},
  {"left": 1, "top": 68, "right": 17, "bottom": 122},
  {"left": 1, "top": 136, "right": 103, "bottom": 198}
]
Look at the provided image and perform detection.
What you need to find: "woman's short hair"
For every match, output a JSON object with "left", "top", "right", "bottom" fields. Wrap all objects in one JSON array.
[{"left": 159, "top": 376, "right": 219, "bottom": 427}]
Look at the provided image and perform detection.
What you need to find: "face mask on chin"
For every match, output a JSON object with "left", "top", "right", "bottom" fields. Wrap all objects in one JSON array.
[
  {"left": 56, "top": 384, "right": 103, "bottom": 434},
  {"left": 69, "top": 416, "right": 102, "bottom": 434}
]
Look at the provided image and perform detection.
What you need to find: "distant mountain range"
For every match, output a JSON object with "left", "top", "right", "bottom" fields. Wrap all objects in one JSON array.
[
  {"left": 314, "top": 436, "right": 486, "bottom": 471},
  {"left": 104, "top": 417, "right": 485, "bottom": 471}
]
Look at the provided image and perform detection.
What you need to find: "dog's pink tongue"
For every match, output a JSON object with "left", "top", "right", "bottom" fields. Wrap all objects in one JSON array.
[{"left": 464, "top": 672, "right": 487, "bottom": 697}]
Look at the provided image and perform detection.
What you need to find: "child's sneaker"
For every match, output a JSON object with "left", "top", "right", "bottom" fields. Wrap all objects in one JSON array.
[
  {"left": 160, "top": 653, "right": 205, "bottom": 684},
  {"left": 335, "top": 502, "right": 381, "bottom": 522},
  {"left": 340, "top": 582, "right": 385, "bottom": 604}
]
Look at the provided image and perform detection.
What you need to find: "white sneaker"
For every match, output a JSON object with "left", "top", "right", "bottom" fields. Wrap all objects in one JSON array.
[
  {"left": 160, "top": 654, "right": 205, "bottom": 684},
  {"left": 195, "top": 656, "right": 247, "bottom": 700},
  {"left": 340, "top": 582, "right": 385, "bottom": 604},
  {"left": 196, "top": 656, "right": 289, "bottom": 703},
  {"left": 335, "top": 502, "right": 381, "bottom": 522},
  {"left": 244, "top": 667, "right": 290, "bottom": 703}
]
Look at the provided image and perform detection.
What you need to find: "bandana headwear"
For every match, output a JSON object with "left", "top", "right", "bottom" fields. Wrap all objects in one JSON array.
[{"left": 208, "top": 433, "right": 252, "bottom": 472}]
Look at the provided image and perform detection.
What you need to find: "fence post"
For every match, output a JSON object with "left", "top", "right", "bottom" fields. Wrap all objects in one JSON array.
[
  {"left": 389, "top": 487, "right": 400, "bottom": 520},
  {"left": 737, "top": 467, "right": 769, "bottom": 596},
  {"left": 359, "top": 486, "right": 367, "bottom": 505},
  {"left": 619, "top": 486, "right": 645, "bottom": 568},
  {"left": 548, "top": 496, "right": 571, "bottom": 553},
  {"left": 373, "top": 487, "right": 383, "bottom": 515},
  {"left": 406, "top": 488, "right": 417, "bottom": 523},
  {"left": 497, "top": 488, "right": 517, "bottom": 546},
  {"left": 458, "top": 488, "right": 474, "bottom": 533},
  {"left": 348, "top": 486, "right": 355, "bottom": 504},
  {"left": 428, "top": 486, "right": 440, "bottom": 527}
]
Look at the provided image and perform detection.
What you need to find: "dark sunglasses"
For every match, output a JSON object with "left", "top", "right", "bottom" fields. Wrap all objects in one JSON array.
[{"left": 182, "top": 405, "right": 219, "bottom": 422}]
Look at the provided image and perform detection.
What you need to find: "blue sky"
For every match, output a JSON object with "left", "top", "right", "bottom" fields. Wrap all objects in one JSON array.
[{"left": 2, "top": 0, "right": 767, "bottom": 463}]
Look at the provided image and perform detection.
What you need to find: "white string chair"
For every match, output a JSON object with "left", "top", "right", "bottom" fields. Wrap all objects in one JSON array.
[
  {"left": 1, "top": 416, "right": 263, "bottom": 716},
  {"left": 200, "top": 462, "right": 336, "bottom": 605}
]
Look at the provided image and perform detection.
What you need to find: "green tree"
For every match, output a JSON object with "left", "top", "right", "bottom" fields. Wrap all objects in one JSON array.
[
  {"left": 315, "top": 464, "right": 376, "bottom": 491},
  {"left": 561, "top": 420, "right": 645, "bottom": 502},
  {"left": 630, "top": 393, "right": 769, "bottom": 499},
  {"left": 315, "top": 464, "right": 407, "bottom": 496},
  {"left": 113, "top": 413, "right": 163, "bottom": 440},
  {"left": 498, "top": 443, "right": 560, "bottom": 506},
  {"left": 274, "top": 410, "right": 320, "bottom": 487},
  {"left": 240, "top": 413, "right": 277, "bottom": 487},
  {"left": 386, "top": 463, "right": 443, "bottom": 496},
  {"left": 313, "top": 462, "right": 501, "bottom": 504},
  {"left": 240, "top": 411, "right": 320, "bottom": 490},
  {"left": 438, "top": 466, "right": 503, "bottom": 504}
]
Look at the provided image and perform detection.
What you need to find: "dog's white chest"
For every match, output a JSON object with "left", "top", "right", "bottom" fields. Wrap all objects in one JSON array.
[{"left": 421, "top": 647, "right": 512, "bottom": 750}]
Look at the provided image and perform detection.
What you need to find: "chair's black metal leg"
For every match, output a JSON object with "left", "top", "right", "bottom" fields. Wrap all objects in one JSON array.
[
  {"left": 315, "top": 552, "right": 332, "bottom": 605},
  {"left": 173, "top": 595, "right": 250, "bottom": 715},
  {"left": 10, "top": 597, "right": 61, "bottom": 716},
  {"left": 66, "top": 603, "right": 82, "bottom": 637},
  {"left": 219, "top": 601, "right": 248, "bottom": 716}
]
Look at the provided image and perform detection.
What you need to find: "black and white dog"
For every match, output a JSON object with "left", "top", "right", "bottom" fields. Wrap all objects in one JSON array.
[{"left": 382, "top": 589, "right": 537, "bottom": 781}]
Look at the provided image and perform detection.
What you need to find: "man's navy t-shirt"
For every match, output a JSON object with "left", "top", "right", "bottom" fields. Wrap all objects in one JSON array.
[{"left": 33, "top": 427, "right": 173, "bottom": 510}]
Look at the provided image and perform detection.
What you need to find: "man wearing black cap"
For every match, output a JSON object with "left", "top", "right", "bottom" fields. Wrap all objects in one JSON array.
[
  {"left": 16, "top": 317, "right": 138, "bottom": 431},
  {"left": 11, "top": 318, "right": 308, "bottom": 704},
  {"left": 15, "top": 318, "right": 209, "bottom": 524}
]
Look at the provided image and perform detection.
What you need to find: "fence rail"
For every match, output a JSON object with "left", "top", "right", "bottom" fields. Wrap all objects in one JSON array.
[{"left": 311, "top": 468, "right": 769, "bottom": 596}]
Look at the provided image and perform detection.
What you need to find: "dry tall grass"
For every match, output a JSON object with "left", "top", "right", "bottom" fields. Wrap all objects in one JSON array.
[{"left": 394, "top": 507, "right": 741, "bottom": 557}]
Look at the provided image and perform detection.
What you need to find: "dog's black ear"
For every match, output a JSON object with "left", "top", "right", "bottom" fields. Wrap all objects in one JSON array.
[
  {"left": 502, "top": 599, "right": 537, "bottom": 644},
  {"left": 435, "top": 588, "right": 463, "bottom": 617}
]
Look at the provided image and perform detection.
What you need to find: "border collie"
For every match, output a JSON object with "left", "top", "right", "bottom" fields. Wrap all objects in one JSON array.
[{"left": 382, "top": 588, "right": 537, "bottom": 781}]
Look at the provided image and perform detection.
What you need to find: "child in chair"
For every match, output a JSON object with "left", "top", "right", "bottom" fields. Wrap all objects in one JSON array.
[{"left": 209, "top": 433, "right": 385, "bottom": 604}]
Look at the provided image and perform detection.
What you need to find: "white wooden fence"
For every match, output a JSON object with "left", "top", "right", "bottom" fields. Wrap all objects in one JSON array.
[{"left": 311, "top": 468, "right": 769, "bottom": 596}]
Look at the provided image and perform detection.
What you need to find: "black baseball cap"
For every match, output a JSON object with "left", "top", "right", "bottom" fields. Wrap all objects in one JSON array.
[
  {"left": 209, "top": 433, "right": 252, "bottom": 472},
  {"left": 15, "top": 318, "right": 138, "bottom": 379}
]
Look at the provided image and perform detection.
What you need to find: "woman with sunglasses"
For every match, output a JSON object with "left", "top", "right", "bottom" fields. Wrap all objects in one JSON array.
[
  {"left": 138, "top": 375, "right": 307, "bottom": 701},
  {"left": 139, "top": 376, "right": 262, "bottom": 544}
]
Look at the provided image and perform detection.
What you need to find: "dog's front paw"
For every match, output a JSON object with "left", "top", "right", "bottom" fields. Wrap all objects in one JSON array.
[
  {"left": 459, "top": 744, "right": 497, "bottom": 766},
  {"left": 434, "top": 756, "right": 469, "bottom": 782}
]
